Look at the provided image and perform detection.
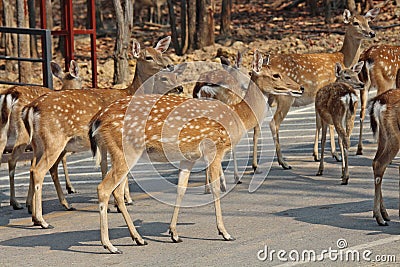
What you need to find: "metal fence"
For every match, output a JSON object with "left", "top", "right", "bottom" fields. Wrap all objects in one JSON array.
[{"left": 0, "top": 27, "right": 53, "bottom": 89}]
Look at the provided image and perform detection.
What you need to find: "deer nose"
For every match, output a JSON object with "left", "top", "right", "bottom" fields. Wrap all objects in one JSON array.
[
  {"left": 369, "top": 31, "right": 376, "bottom": 38},
  {"left": 300, "top": 86, "right": 305, "bottom": 93},
  {"left": 166, "top": 64, "right": 174, "bottom": 71}
]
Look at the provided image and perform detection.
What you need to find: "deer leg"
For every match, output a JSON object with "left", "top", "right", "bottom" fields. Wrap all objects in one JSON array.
[
  {"left": 113, "top": 180, "right": 147, "bottom": 248},
  {"left": 357, "top": 89, "right": 368, "bottom": 155},
  {"left": 204, "top": 167, "right": 211, "bottom": 194},
  {"left": 232, "top": 148, "right": 241, "bottom": 184},
  {"left": 49, "top": 150, "right": 74, "bottom": 210},
  {"left": 123, "top": 176, "right": 133, "bottom": 205},
  {"left": 316, "top": 123, "right": 327, "bottom": 176},
  {"left": 329, "top": 125, "right": 342, "bottom": 162},
  {"left": 8, "top": 138, "right": 30, "bottom": 210},
  {"left": 220, "top": 165, "right": 227, "bottom": 192},
  {"left": 26, "top": 157, "right": 36, "bottom": 213},
  {"left": 169, "top": 160, "right": 194, "bottom": 243},
  {"left": 31, "top": 143, "right": 67, "bottom": 229},
  {"left": 270, "top": 98, "right": 292, "bottom": 169},
  {"left": 313, "top": 113, "right": 322, "bottom": 162},
  {"left": 209, "top": 157, "right": 234, "bottom": 241},
  {"left": 372, "top": 136, "right": 398, "bottom": 225},
  {"left": 61, "top": 154, "right": 75, "bottom": 194},
  {"left": 252, "top": 124, "right": 262, "bottom": 174}
]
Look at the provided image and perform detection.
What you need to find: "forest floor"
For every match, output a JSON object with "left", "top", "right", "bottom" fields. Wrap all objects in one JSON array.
[{"left": 0, "top": 0, "right": 399, "bottom": 90}]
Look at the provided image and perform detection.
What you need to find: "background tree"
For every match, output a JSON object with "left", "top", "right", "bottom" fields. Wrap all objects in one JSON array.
[
  {"left": 112, "top": 0, "right": 133, "bottom": 85},
  {"left": 17, "top": 0, "right": 31, "bottom": 83}
]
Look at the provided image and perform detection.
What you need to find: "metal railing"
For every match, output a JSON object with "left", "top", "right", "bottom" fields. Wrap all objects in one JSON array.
[{"left": 0, "top": 27, "right": 53, "bottom": 89}]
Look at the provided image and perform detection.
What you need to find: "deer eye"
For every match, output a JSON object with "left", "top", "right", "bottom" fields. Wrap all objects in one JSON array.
[
  {"left": 145, "top": 56, "right": 153, "bottom": 60},
  {"left": 273, "top": 74, "right": 281, "bottom": 79},
  {"left": 353, "top": 21, "right": 359, "bottom": 26},
  {"left": 345, "top": 76, "right": 351, "bottom": 80}
]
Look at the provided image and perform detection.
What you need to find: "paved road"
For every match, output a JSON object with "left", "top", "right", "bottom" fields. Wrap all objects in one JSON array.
[{"left": 0, "top": 103, "right": 399, "bottom": 266}]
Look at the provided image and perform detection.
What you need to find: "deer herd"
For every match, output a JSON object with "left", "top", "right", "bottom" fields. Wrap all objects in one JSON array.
[{"left": 1, "top": 7, "right": 400, "bottom": 254}]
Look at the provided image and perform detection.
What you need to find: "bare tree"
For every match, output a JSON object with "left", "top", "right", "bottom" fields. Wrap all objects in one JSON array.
[
  {"left": 17, "top": 0, "right": 31, "bottom": 83},
  {"left": 220, "top": 0, "right": 232, "bottom": 37},
  {"left": 112, "top": 0, "right": 133, "bottom": 85},
  {"left": 2, "top": 0, "right": 18, "bottom": 72}
]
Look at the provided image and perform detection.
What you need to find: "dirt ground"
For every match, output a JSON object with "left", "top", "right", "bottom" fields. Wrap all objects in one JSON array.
[{"left": 0, "top": 0, "right": 399, "bottom": 90}]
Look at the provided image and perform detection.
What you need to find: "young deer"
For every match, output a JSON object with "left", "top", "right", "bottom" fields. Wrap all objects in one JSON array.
[
  {"left": 368, "top": 88, "right": 400, "bottom": 226},
  {"left": 357, "top": 45, "right": 400, "bottom": 155},
  {"left": 88, "top": 50, "right": 303, "bottom": 254},
  {"left": 315, "top": 61, "right": 365, "bottom": 185},
  {"left": 192, "top": 51, "right": 255, "bottom": 191},
  {"left": 21, "top": 37, "right": 174, "bottom": 222},
  {"left": 0, "top": 60, "right": 82, "bottom": 210},
  {"left": 267, "top": 8, "right": 379, "bottom": 169}
]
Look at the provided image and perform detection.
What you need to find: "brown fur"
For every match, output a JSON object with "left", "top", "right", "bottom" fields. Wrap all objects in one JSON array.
[
  {"left": 357, "top": 45, "right": 400, "bottom": 154},
  {"left": 369, "top": 89, "right": 400, "bottom": 226},
  {"left": 88, "top": 51, "right": 303, "bottom": 253},
  {"left": 22, "top": 37, "right": 174, "bottom": 228},
  {"left": 267, "top": 8, "right": 379, "bottom": 169}
]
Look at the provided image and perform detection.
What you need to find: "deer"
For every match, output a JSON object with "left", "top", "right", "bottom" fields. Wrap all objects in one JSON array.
[
  {"left": 368, "top": 88, "right": 400, "bottom": 226},
  {"left": 0, "top": 60, "right": 82, "bottom": 210},
  {"left": 20, "top": 37, "right": 175, "bottom": 221},
  {"left": 134, "top": 0, "right": 167, "bottom": 25},
  {"left": 356, "top": 44, "right": 400, "bottom": 155},
  {"left": 267, "top": 8, "right": 380, "bottom": 169},
  {"left": 192, "top": 51, "right": 256, "bottom": 192},
  {"left": 315, "top": 61, "right": 365, "bottom": 185},
  {"left": 87, "top": 50, "right": 304, "bottom": 254}
]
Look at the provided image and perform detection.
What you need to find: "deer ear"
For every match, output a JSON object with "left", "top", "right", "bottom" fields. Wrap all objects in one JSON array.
[
  {"left": 220, "top": 56, "right": 231, "bottom": 69},
  {"left": 252, "top": 50, "right": 263, "bottom": 73},
  {"left": 343, "top": 9, "right": 351, "bottom": 24},
  {"left": 155, "top": 36, "right": 171, "bottom": 53},
  {"left": 235, "top": 51, "right": 242, "bottom": 68},
  {"left": 364, "top": 7, "right": 380, "bottom": 21},
  {"left": 132, "top": 40, "right": 141, "bottom": 58},
  {"left": 335, "top": 63, "right": 342, "bottom": 77},
  {"left": 51, "top": 61, "right": 65, "bottom": 81},
  {"left": 352, "top": 61, "right": 364, "bottom": 74},
  {"left": 69, "top": 60, "right": 79, "bottom": 78}
]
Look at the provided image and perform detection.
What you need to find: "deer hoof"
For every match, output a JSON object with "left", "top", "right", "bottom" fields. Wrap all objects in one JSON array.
[
  {"left": 313, "top": 155, "right": 320, "bottom": 162},
  {"left": 105, "top": 245, "right": 123, "bottom": 254},
  {"left": 67, "top": 187, "right": 77, "bottom": 194},
  {"left": 11, "top": 200, "right": 23, "bottom": 210},
  {"left": 169, "top": 230, "right": 183, "bottom": 243},
  {"left": 135, "top": 238, "right": 148, "bottom": 246},
  {"left": 280, "top": 162, "right": 292, "bottom": 170},
  {"left": 316, "top": 171, "right": 323, "bottom": 176},
  {"left": 66, "top": 206, "right": 76, "bottom": 211},
  {"left": 126, "top": 201, "right": 134, "bottom": 206}
]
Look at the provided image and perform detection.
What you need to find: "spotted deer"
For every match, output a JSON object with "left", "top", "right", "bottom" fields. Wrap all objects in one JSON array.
[
  {"left": 357, "top": 45, "right": 400, "bottom": 155},
  {"left": 21, "top": 37, "right": 175, "bottom": 221},
  {"left": 267, "top": 8, "right": 379, "bottom": 169},
  {"left": 315, "top": 61, "right": 365, "bottom": 185},
  {"left": 88, "top": 50, "right": 303, "bottom": 254},
  {"left": 192, "top": 51, "right": 257, "bottom": 191},
  {"left": 368, "top": 88, "right": 400, "bottom": 226},
  {"left": 0, "top": 60, "right": 82, "bottom": 210}
]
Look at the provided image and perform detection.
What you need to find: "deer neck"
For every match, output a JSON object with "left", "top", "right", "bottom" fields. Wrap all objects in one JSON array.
[
  {"left": 339, "top": 30, "right": 363, "bottom": 68},
  {"left": 127, "top": 68, "right": 145, "bottom": 95},
  {"left": 233, "top": 76, "right": 267, "bottom": 131}
]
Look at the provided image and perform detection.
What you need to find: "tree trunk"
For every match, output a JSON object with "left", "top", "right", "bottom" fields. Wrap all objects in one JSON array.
[
  {"left": 180, "top": 0, "right": 188, "bottom": 54},
  {"left": 206, "top": 0, "right": 215, "bottom": 45},
  {"left": 28, "top": 0, "right": 38, "bottom": 58},
  {"left": 188, "top": 0, "right": 196, "bottom": 50},
  {"left": 220, "top": 0, "right": 231, "bottom": 37},
  {"left": 167, "top": 0, "right": 181, "bottom": 55},
  {"left": 3, "top": 0, "right": 18, "bottom": 72},
  {"left": 324, "top": 0, "right": 332, "bottom": 24},
  {"left": 307, "top": 0, "right": 317, "bottom": 17},
  {"left": 197, "top": 0, "right": 208, "bottom": 48},
  {"left": 17, "top": 0, "right": 31, "bottom": 83},
  {"left": 112, "top": 0, "right": 133, "bottom": 85}
]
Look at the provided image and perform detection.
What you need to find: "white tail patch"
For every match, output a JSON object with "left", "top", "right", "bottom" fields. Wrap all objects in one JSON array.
[
  {"left": 197, "top": 85, "right": 219, "bottom": 99},
  {"left": 22, "top": 107, "right": 35, "bottom": 144},
  {"left": 373, "top": 101, "right": 386, "bottom": 126},
  {"left": 95, "top": 147, "right": 102, "bottom": 167}
]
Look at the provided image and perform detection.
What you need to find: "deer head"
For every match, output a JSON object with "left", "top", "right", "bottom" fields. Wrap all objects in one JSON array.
[
  {"left": 343, "top": 8, "right": 380, "bottom": 39},
  {"left": 334, "top": 61, "right": 365, "bottom": 90}
]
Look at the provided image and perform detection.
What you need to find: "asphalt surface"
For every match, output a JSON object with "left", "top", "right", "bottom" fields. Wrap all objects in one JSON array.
[{"left": 0, "top": 102, "right": 399, "bottom": 266}]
